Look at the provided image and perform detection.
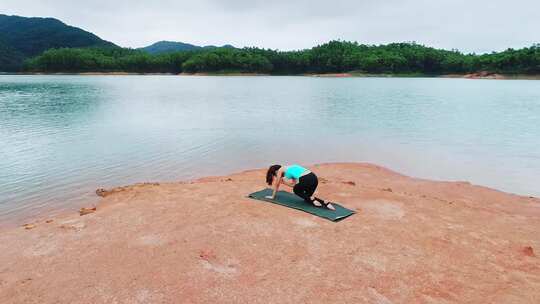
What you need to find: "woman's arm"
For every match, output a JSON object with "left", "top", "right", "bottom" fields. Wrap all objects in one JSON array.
[{"left": 271, "top": 171, "right": 282, "bottom": 199}]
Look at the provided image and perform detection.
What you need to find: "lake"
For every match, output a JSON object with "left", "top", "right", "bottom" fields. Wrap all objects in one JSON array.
[{"left": 1, "top": 75, "right": 539, "bottom": 223}]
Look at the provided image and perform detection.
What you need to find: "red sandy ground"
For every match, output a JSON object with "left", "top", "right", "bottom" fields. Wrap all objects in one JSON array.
[{"left": 0, "top": 163, "right": 539, "bottom": 303}]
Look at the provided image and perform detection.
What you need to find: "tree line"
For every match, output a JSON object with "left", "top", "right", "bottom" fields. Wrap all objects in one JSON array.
[{"left": 23, "top": 41, "right": 540, "bottom": 75}]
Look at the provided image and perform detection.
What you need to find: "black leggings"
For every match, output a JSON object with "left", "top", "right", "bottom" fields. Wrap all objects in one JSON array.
[{"left": 293, "top": 172, "right": 318, "bottom": 203}]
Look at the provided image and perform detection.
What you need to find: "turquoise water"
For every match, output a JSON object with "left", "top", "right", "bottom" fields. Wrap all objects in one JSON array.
[{"left": 1, "top": 75, "right": 539, "bottom": 222}]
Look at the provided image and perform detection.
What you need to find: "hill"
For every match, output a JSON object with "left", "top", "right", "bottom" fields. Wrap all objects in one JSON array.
[
  {"left": 140, "top": 40, "right": 235, "bottom": 54},
  {"left": 25, "top": 41, "right": 540, "bottom": 75},
  {"left": 7, "top": 14, "right": 538, "bottom": 75},
  {"left": 0, "top": 38, "right": 24, "bottom": 71},
  {"left": 0, "top": 14, "right": 117, "bottom": 71}
]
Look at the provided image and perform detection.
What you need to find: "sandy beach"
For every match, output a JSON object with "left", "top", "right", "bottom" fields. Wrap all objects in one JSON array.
[{"left": 1, "top": 163, "right": 539, "bottom": 303}]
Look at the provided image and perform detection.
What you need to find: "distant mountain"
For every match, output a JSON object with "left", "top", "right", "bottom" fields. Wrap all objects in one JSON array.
[
  {"left": 140, "top": 41, "right": 235, "bottom": 54},
  {"left": 0, "top": 38, "right": 24, "bottom": 71},
  {"left": 0, "top": 14, "right": 117, "bottom": 71}
]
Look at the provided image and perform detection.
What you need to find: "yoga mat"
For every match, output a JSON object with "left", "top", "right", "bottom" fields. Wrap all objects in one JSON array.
[{"left": 248, "top": 188, "right": 355, "bottom": 222}]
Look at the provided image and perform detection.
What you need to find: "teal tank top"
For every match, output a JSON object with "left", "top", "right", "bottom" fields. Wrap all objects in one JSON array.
[{"left": 284, "top": 164, "right": 307, "bottom": 180}]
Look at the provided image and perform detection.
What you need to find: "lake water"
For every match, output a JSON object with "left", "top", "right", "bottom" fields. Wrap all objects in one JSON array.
[{"left": 1, "top": 75, "right": 539, "bottom": 223}]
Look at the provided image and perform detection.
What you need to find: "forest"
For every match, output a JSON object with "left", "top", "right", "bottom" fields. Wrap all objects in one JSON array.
[
  {"left": 0, "top": 14, "right": 116, "bottom": 71},
  {"left": 23, "top": 41, "right": 540, "bottom": 75}
]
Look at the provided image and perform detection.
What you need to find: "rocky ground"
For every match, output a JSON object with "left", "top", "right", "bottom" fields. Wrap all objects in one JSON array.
[{"left": 1, "top": 163, "right": 539, "bottom": 303}]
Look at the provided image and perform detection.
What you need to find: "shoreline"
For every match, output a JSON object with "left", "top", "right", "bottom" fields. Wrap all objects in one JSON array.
[
  {"left": 3, "top": 162, "right": 538, "bottom": 231},
  {"left": 1, "top": 162, "right": 539, "bottom": 302},
  {"left": 3, "top": 71, "right": 540, "bottom": 80}
]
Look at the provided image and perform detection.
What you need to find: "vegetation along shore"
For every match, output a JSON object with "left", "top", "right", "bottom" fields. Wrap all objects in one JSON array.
[
  {"left": 0, "top": 14, "right": 539, "bottom": 76},
  {"left": 21, "top": 42, "right": 540, "bottom": 76}
]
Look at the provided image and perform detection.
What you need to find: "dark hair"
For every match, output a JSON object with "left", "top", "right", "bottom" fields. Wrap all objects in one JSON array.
[{"left": 266, "top": 165, "right": 282, "bottom": 185}]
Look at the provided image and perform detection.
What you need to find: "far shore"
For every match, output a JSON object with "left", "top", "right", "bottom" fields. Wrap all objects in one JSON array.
[
  {"left": 1, "top": 162, "right": 539, "bottom": 303},
  {"left": 4, "top": 71, "right": 540, "bottom": 80}
]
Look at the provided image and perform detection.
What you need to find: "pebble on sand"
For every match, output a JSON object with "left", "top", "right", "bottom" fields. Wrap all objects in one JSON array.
[
  {"left": 523, "top": 246, "right": 536, "bottom": 257},
  {"left": 79, "top": 207, "right": 96, "bottom": 216},
  {"left": 22, "top": 223, "right": 36, "bottom": 230}
]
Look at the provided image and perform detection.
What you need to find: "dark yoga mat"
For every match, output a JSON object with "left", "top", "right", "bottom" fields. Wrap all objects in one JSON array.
[{"left": 248, "top": 188, "right": 355, "bottom": 222}]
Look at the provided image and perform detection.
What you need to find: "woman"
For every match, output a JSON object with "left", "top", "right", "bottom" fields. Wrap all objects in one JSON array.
[{"left": 265, "top": 164, "right": 335, "bottom": 210}]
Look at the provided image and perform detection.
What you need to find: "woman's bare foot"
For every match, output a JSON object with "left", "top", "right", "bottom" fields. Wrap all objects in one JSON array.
[{"left": 311, "top": 198, "right": 335, "bottom": 210}]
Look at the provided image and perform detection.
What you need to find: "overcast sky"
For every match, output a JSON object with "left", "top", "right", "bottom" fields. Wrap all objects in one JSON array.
[{"left": 1, "top": 0, "right": 538, "bottom": 53}]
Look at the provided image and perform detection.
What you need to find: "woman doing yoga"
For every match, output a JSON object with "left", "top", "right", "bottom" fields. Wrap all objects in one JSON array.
[{"left": 265, "top": 164, "right": 335, "bottom": 210}]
